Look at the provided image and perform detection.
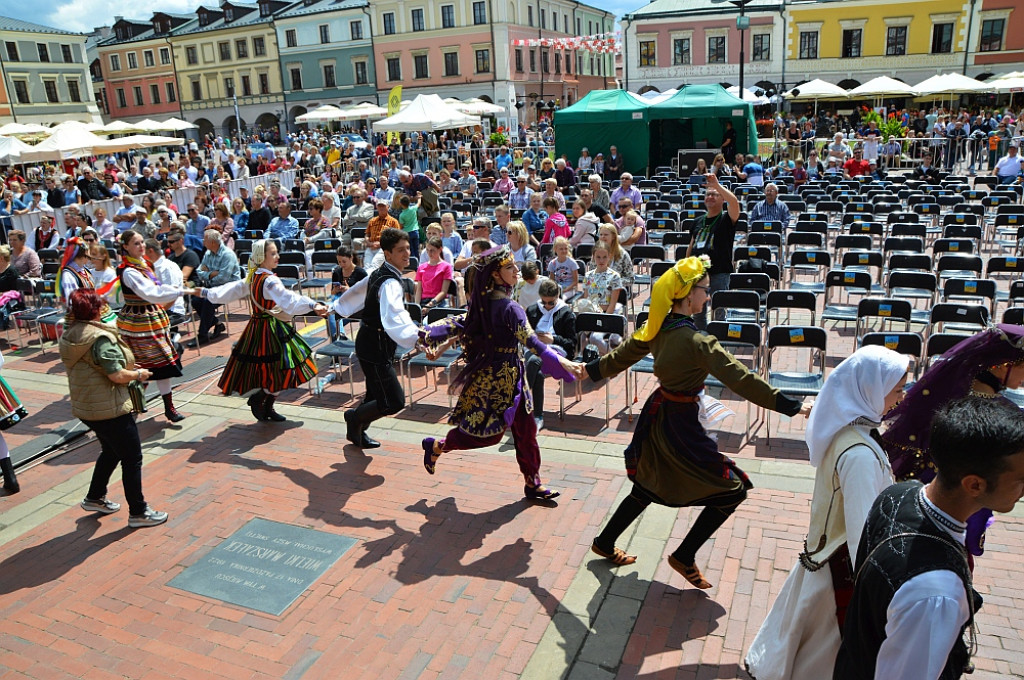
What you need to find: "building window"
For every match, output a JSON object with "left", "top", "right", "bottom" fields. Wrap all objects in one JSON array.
[
  {"left": 528, "top": 6, "right": 533, "bottom": 26},
  {"left": 236, "top": 39, "right": 248, "bottom": 58},
  {"left": 68, "top": 79, "right": 81, "bottom": 102},
  {"left": 258, "top": 73, "right": 269, "bottom": 94},
  {"left": 799, "top": 31, "right": 818, "bottom": 59},
  {"left": 259, "top": 1, "right": 271, "bottom": 16},
  {"left": 143, "top": 50, "right": 154, "bottom": 67},
  {"left": 411, "top": 9, "right": 424, "bottom": 31},
  {"left": 225, "top": 8, "right": 234, "bottom": 22},
  {"left": 185, "top": 46, "right": 197, "bottom": 65},
  {"left": 577, "top": 54, "right": 583, "bottom": 73},
  {"left": 383, "top": 13, "right": 396, "bottom": 35},
  {"left": 577, "top": 17, "right": 581, "bottom": 34},
  {"left": 225, "top": 77, "right": 235, "bottom": 96},
  {"left": 529, "top": 49, "right": 536, "bottom": 72},
  {"left": 132, "top": 86, "right": 143, "bottom": 106},
  {"left": 475, "top": 48, "right": 490, "bottom": 73},
  {"left": 980, "top": 19, "right": 1004, "bottom": 52},
  {"left": 166, "top": 82, "right": 176, "bottom": 102},
  {"left": 116, "top": 88, "right": 126, "bottom": 108},
  {"left": 286, "top": 29, "right": 297, "bottom": 47},
  {"left": 387, "top": 57, "right": 401, "bottom": 80},
  {"left": 323, "top": 64, "right": 336, "bottom": 87},
  {"left": 752, "top": 33, "right": 770, "bottom": 61},
  {"left": 707, "top": 36, "right": 726, "bottom": 63},
  {"left": 355, "top": 61, "right": 368, "bottom": 84},
  {"left": 37, "top": 43, "right": 49, "bottom": 62},
  {"left": 639, "top": 40, "right": 655, "bottom": 67},
  {"left": 290, "top": 67, "right": 302, "bottom": 90},
  {"left": 540, "top": 8, "right": 546, "bottom": 29},
  {"left": 62, "top": 44, "right": 73, "bottom": 63},
  {"left": 841, "top": 29, "right": 862, "bottom": 58},
  {"left": 444, "top": 51, "right": 459, "bottom": 76},
  {"left": 319, "top": 24, "right": 330, "bottom": 43},
  {"left": 149, "top": 83, "right": 160, "bottom": 104},
  {"left": 127, "top": 52, "right": 137, "bottom": 69},
  {"left": 160, "top": 47, "right": 171, "bottom": 64},
  {"left": 541, "top": 49, "right": 549, "bottom": 73},
  {"left": 5, "top": 42, "right": 18, "bottom": 61},
  {"left": 219, "top": 42, "right": 231, "bottom": 60},
  {"left": 564, "top": 15, "right": 569, "bottom": 33},
  {"left": 515, "top": 48, "right": 523, "bottom": 72},
  {"left": 565, "top": 52, "right": 571, "bottom": 74},
  {"left": 241, "top": 75, "right": 251, "bottom": 95},
  {"left": 441, "top": 5, "right": 455, "bottom": 29},
  {"left": 253, "top": 37, "right": 266, "bottom": 56},
  {"left": 886, "top": 26, "right": 907, "bottom": 56},
  {"left": 931, "top": 23, "right": 953, "bottom": 54},
  {"left": 413, "top": 54, "right": 428, "bottom": 79},
  {"left": 673, "top": 38, "right": 690, "bottom": 65},
  {"left": 109, "top": 53, "right": 121, "bottom": 71},
  {"left": 351, "top": 20, "right": 363, "bottom": 39},
  {"left": 554, "top": 51, "right": 561, "bottom": 73},
  {"left": 472, "top": 1, "right": 486, "bottom": 25}
]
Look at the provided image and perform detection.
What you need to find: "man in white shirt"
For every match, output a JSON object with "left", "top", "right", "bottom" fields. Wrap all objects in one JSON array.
[
  {"left": 374, "top": 176, "right": 396, "bottom": 204},
  {"left": 454, "top": 218, "right": 495, "bottom": 271},
  {"left": 993, "top": 144, "right": 1023, "bottom": 184},
  {"left": 835, "top": 396, "right": 1024, "bottom": 680},
  {"left": 336, "top": 228, "right": 420, "bottom": 448},
  {"left": 144, "top": 238, "right": 185, "bottom": 316}
]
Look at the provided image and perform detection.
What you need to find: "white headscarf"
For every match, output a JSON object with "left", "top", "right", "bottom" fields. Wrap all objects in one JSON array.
[
  {"left": 536, "top": 296, "right": 566, "bottom": 334},
  {"left": 805, "top": 345, "right": 909, "bottom": 467}
]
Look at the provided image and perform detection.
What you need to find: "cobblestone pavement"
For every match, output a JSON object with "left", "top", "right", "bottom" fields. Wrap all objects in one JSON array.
[{"left": 1, "top": 313, "right": 1023, "bottom": 680}]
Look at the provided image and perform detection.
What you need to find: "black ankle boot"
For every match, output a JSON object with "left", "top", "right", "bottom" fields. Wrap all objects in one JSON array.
[
  {"left": 263, "top": 393, "right": 286, "bottom": 422},
  {"left": 247, "top": 391, "right": 267, "bottom": 420},
  {"left": 162, "top": 393, "right": 186, "bottom": 422},
  {"left": 1, "top": 457, "right": 20, "bottom": 494}
]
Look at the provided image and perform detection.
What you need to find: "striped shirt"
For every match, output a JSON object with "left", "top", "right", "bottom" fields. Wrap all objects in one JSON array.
[{"left": 749, "top": 200, "right": 791, "bottom": 226}]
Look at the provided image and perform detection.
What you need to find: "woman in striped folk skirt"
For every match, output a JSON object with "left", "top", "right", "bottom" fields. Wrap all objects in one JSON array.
[
  {"left": 0, "top": 348, "right": 27, "bottom": 493},
  {"left": 57, "top": 237, "right": 117, "bottom": 323},
  {"left": 190, "top": 239, "right": 328, "bottom": 421},
  {"left": 117, "top": 230, "right": 190, "bottom": 422}
]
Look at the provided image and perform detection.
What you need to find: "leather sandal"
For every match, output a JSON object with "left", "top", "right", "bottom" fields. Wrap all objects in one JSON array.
[
  {"left": 668, "top": 555, "right": 713, "bottom": 589},
  {"left": 591, "top": 543, "right": 637, "bottom": 566},
  {"left": 524, "top": 484, "right": 560, "bottom": 501}
]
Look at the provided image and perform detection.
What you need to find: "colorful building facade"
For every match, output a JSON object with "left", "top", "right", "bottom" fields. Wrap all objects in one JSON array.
[{"left": 0, "top": 16, "right": 102, "bottom": 124}]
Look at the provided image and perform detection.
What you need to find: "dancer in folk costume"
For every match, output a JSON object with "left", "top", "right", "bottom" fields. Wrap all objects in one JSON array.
[
  {"left": 116, "top": 229, "right": 190, "bottom": 423},
  {"left": 745, "top": 346, "right": 909, "bottom": 679},
  {"left": 0, "top": 347, "right": 28, "bottom": 493},
  {"left": 192, "top": 239, "right": 328, "bottom": 421},
  {"left": 880, "top": 324, "right": 1024, "bottom": 558},
  {"left": 56, "top": 236, "right": 117, "bottom": 323},
  {"left": 583, "top": 256, "right": 810, "bottom": 588},
  {"left": 419, "top": 244, "right": 578, "bottom": 501}
]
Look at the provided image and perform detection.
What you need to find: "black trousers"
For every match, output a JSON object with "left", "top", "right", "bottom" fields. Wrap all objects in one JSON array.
[
  {"left": 83, "top": 413, "right": 147, "bottom": 516},
  {"left": 190, "top": 296, "right": 222, "bottom": 337},
  {"left": 525, "top": 353, "right": 546, "bottom": 417},
  {"left": 353, "top": 359, "right": 405, "bottom": 428}
]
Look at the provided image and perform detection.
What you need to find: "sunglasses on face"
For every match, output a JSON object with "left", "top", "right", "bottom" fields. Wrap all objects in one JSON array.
[{"left": 541, "top": 300, "right": 557, "bottom": 307}]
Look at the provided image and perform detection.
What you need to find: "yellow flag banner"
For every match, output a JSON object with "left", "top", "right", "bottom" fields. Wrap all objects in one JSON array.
[{"left": 386, "top": 86, "right": 402, "bottom": 146}]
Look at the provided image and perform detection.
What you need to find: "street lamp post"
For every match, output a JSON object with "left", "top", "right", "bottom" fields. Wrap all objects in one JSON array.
[{"left": 712, "top": 0, "right": 754, "bottom": 96}]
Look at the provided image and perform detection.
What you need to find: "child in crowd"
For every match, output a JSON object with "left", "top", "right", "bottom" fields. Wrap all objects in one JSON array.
[
  {"left": 580, "top": 242, "right": 624, "bottom": 354},
  {"left": 422, "top": 223, "right": 453, "bottom": 265},
  {"left": 514, "top": 261, "right": 549, "bottom": 310},
  {"left": 398, "top": 194, "right": 420, "bottom": 254},
  {"left": 546, "top": 236, "right": 579, "bottom": 298},
  {"left": 541, "top": 197, "right": 570, "bottom": 244},
  {"left": 415, "top": 236, "right": 454, "bottom": 310},
  {"left": 593, "top": 153, "right": 605, "bottom": 176},
  {"left": 440, "top": 212, "right": 463, "bottom": 256}
]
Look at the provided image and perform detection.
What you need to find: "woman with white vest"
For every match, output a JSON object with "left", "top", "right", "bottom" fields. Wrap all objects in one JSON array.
[{"left": 744, "top": 345, "right": 909, "bottom": 679}]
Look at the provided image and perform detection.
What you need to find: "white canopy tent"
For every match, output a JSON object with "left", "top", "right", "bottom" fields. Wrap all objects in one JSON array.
[
  {"left": 100, "top": 120, "right": 148, "bottom": 135},
  {"left": 913, "top": 73, "right": 992, "bottom": 96},
  {"left": 373, "top": 94, "right": 481, "bottom": 132},
  {"left": 0, "top": 122, "right": 50, "bottom": 138},
  {"left": 96, "top": 135, "right": 184, "bottom": 153},
  {"left": 727, "top": 86, "right": 770, "bottom": 105},
  {"left": 449, "top": 98, "right": 505, "bottom": 115},
  {"left": 0, "top": 136, "right": 32, "bottom": 164},
  {"left": 785, "top": 79, "right": 849, "bottom": 100},
  {"left": 160, "top": 117, "right": 199, "bottom": 131}
]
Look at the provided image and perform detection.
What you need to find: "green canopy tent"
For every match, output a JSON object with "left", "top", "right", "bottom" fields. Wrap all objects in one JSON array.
[
  {"left": 647, "top": 84, "right": 757, "bottom": 169},
  {"left": 554, "top": 90, "right": 650, "bottom": 176}
]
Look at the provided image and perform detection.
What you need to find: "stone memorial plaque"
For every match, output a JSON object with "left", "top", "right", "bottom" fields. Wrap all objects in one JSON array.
[{"left": 169, "top": 518, "right": 357, "bottom": 615}]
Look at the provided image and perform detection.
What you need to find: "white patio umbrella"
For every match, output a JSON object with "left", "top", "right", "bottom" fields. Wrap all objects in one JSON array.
[
  {"left": 0, "top": 136, "right": 32, "bottom": 164},
  {"left": 332, "top": 102, "right": 390, "bottom": 122},
  {"left": 0, "top": 122, "right": 51, "bottom": 138},
  {"left": 160, "top": 117, "right": 199, "bottom": 131},
  {"left": 847, "top": 76, "right": 919, "bottom": 98},
  {"left": 132, "top": 118, "right": 174, "bottom": 132},
  {"left": 374, "top": 94, "right": 480, "bottom": 133},
  {"left": 785, "top": 79, "right": 849, "bottom": 100},
  {"left": 100, "top": 120, "right": 147, "bottom": 135},
  {"left": 295, "top": 105, "right": 346, "bottom": 124},
  {"left": 96, "top": 135, "right": 184, "bottom": 152},
  {"left": 452, "top": 98, "right": 505, "bottom": 116},
  {"left": 18, "top": 124, "right": 108, "bottom": 162},
  {"left": 913, "top": 72, "right": 993, "bottom": 96},
  {"left": 727, "top": 86, "right": 770, "bottom": 105}
]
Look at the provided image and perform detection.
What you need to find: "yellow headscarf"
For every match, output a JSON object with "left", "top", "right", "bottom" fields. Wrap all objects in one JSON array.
[{"left": 633, "top": 255, "right": 710, "bottom": 342}]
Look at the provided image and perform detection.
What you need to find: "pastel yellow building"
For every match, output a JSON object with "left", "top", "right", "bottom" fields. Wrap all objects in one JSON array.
[{"left": 785, "top": 0, "right": 971, "bottom": 88}]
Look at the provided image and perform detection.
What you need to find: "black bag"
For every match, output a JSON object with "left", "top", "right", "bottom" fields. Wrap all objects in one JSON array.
[{"left": 738, "top": 257, "right": 768, "bottom": 274}]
